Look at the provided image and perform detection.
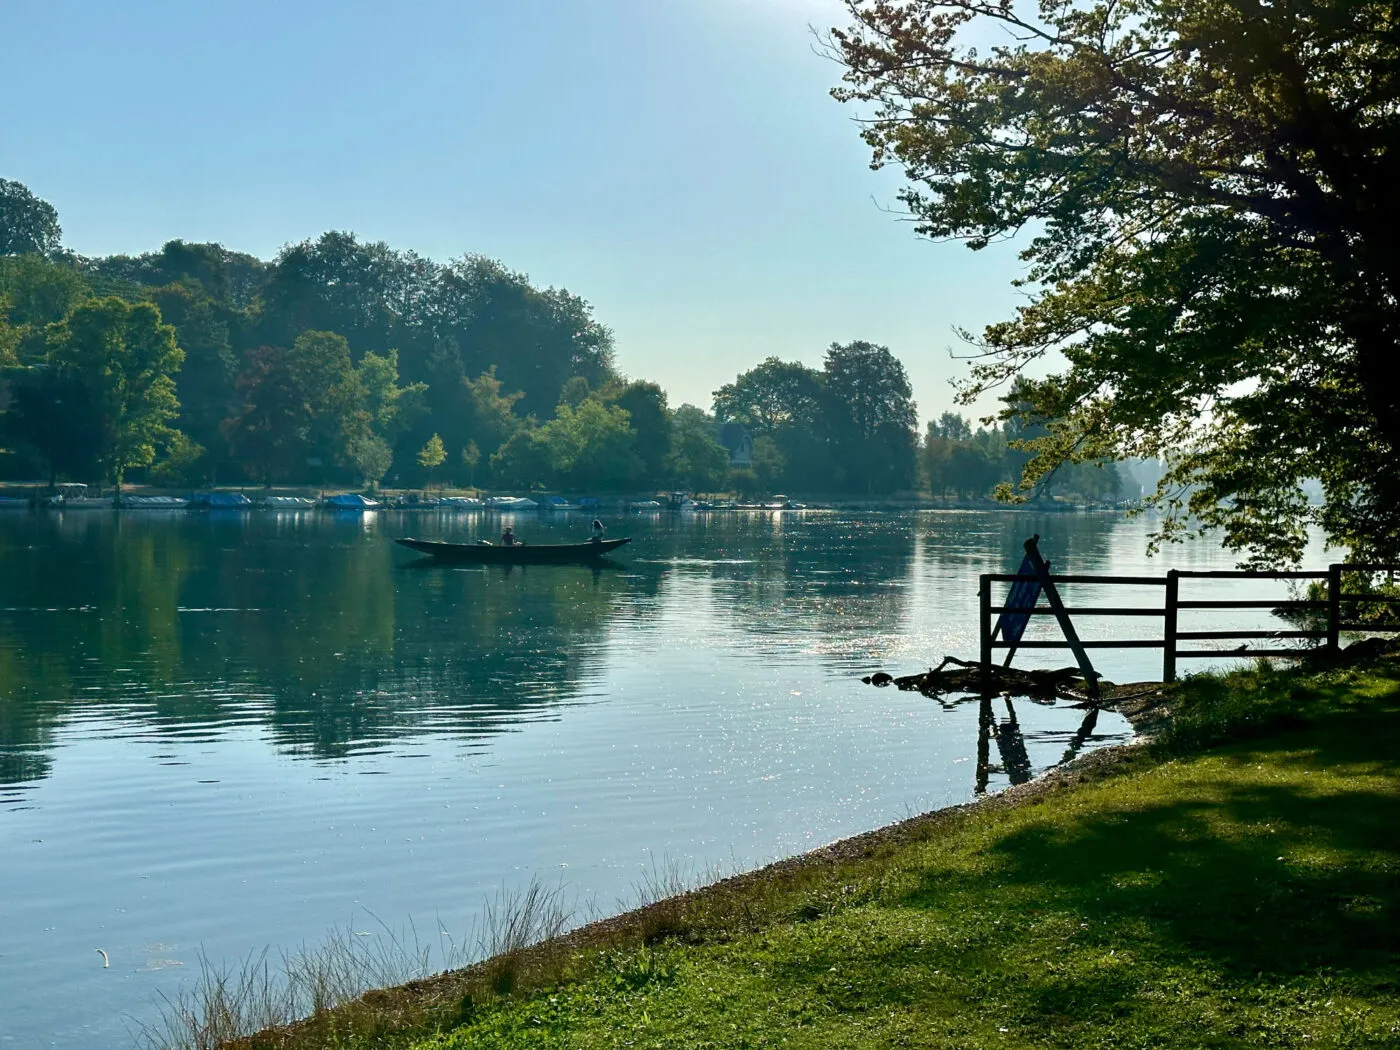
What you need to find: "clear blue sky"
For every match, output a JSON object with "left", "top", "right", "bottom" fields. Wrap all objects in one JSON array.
[{"left": 1, "top": 0, "right": 1023, "bottom": 422}]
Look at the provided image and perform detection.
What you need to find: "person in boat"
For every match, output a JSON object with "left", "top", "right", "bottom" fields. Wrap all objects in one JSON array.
[
  {"left": 501, "top": 525, "right": 517, "bottom": 546},
  {"left": 590, "top": 518, "right": 606, "bottom": 543}
]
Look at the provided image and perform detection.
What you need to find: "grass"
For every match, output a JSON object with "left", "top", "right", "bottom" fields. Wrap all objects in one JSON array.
[{"left": 204, "top": 650, "right": 1400, "bottom": 1050}]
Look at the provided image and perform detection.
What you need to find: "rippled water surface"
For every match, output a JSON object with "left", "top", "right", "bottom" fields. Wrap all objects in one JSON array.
[{"left": 0, "top": 509, "right": 1326, "bottom": 1046}]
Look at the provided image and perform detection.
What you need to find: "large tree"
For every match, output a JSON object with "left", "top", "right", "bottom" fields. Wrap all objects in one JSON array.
[
  {"left": 832, "top": 0, "right": 1400, "bottom": 561},
  {"left": 712, "top": 357, "right": 825, "bottom": 433},
  {"left": 0, "top": 179, "right": 62, "bottom": 258},
  {"left": 822, "top": 340, "right": 918, "bottom": 493},
  {"left": 44, "top": 297, "right": 184, "bottom": 486}
]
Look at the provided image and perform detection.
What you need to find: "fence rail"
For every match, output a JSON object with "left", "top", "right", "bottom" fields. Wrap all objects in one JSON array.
[{"left": 979, "top": 562, "right": 1400, "bottom": 682}]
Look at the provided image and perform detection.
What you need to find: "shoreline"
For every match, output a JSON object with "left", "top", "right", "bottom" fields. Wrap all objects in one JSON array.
[{"left": 228, "top": 687, "right": 1169, "bottom": 1049}]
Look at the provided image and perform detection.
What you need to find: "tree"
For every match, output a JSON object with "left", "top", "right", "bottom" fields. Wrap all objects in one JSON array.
[
  {"left": 433, "top": 255, "right": 616, "bottom": 418},
  {"left": 0, "top": 179, "right": 62, "bottom": 257},
  {"left": 357, "top": 348, "right": 428, "bottom": 457},
  {"left": 44, "top": 297, "right": 184, "bottom": 486},
  {"left": 417, "top": 432, "right": 446, "bottom": 488},
  {"left": 668, "top": 404, "right": 731, "bottom": 494},
  {"left": 713, "top": 357, "right": 824, "bottom": 433},
  {"left": 608, "top": 380, "right": 672, "bottom": 485},
  {"left": 832, "top": 0, "right": 1400, "bottom": 562},
  {"left": 821, "top": 341, "right": 918, "bottom": 493},
  {"left": 348, "top": 434, "right": 393, "bottom": 490},
  {"left": 150, "top": 431, "right": 208, "bottom": 487},
  {"left": 0, "top": 253, "right": 90, "bottom": 363},
  {"left": 489, "top": 425, "right": 552, "bottom": 489},
  {"left": 2, "top": 367, "right": 104, "bottom": 484},
  {"left": 537, "top": 398, "right": 642, "bottom": 492},
  {"left": 0, "top": 295, "right": 18, "bottom": 365},
  {"left": 461, "top": 440, "right": 480, "bottom": 489},
  {"left": 222, "top": 332, "right": 364, "bottom": 484},
  {"left": 145, "top": 282, "right": 237, "bottom": 476}
]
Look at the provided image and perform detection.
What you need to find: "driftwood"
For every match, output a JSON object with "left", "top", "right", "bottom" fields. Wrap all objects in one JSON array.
[{"left": 862, "top": 655, "right": 1099, "bottom": 703}]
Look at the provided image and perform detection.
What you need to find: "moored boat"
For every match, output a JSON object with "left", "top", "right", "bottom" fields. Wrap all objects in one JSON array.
[
  {"left": 263, "top": 495, "right": 318, "bottom": 509},
  {"left": 118, "top": 494, "right": 189, "bottom": 509},
  {"left": 323, "top": 493, "right": 383, "bottom": 510},
  {"left": 396, "top": 536, "right": 631, "bottom": 564},
  {"left": 189, "top": 492, "right": 254, "bottom": 509}
]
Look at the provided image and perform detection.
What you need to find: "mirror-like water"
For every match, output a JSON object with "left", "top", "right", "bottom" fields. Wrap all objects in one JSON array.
[{"left": 0, "top": 509, "right": 1326, "bottom": 1046}]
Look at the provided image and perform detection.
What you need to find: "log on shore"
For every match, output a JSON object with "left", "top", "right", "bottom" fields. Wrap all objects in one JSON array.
[{"left": 862, "top": 656, "right": 1102, "bottom": 702}]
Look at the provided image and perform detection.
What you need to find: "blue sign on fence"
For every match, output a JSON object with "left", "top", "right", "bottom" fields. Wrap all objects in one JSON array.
[{"left": 994, "top": 554, "right": 1043, "bottom": 645}]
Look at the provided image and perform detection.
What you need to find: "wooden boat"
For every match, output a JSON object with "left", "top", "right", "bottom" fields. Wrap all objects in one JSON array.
[{"left": 396, "top": 536, "right": 631, "bottom": 564}]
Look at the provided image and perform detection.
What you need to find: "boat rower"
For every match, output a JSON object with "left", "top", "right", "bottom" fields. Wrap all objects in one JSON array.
[
  {"left": 590, "top": 518, "right": 606, "bottom": 543},
  {"left": 501, "top": 525, "right": 517, "bottom": 546}
]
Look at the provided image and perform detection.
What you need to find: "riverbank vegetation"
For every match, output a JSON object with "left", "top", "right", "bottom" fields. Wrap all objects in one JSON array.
[
  {"left": 829, "top": 0, "right": 1400, "bottom": 564},
  {"left": 2, "top": 180, "right": 1127, "bottom": 503},
  {"left": 161, "top": 648, "right": 1399, "bottom": 1050}
]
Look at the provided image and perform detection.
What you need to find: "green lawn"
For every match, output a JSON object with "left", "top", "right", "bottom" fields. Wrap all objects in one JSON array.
[{"left": 407, "top": 664, "right": 1400, "bottom": 1050}]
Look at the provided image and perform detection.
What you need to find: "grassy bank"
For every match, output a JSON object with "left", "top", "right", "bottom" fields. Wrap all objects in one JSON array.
[{"left": 224, "top": 653, "right": 1400, "bottom": 1050}]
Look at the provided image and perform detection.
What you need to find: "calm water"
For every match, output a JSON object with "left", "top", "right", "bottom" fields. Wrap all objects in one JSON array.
[{"left": 0, "top": 509, "right": 1327, "bottom": 1047}]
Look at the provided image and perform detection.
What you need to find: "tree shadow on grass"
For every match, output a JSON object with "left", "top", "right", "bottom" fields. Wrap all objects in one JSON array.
[{"left": 907, "top": 713, "right": 1400, "bottom": 982}]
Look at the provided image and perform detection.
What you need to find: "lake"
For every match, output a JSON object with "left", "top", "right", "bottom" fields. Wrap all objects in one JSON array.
[{"left": 0, "top": 508, "right": 1326, "bottom": 1047}]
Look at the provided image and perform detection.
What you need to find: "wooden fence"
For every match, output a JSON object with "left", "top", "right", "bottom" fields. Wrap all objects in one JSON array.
[{"left": 979, "top": 563, "right": 1400, "bottom": 682}]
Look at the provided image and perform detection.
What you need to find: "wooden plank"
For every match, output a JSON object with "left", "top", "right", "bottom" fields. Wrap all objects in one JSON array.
[
  {"left": 991, "top": 639, "right": 1165, "bottom": 650},
  {"left": 1174, "top": 570, "right": 1328, "bottom": 580},
  {"left": 1164, "top": 569, "right": 1179, "bottom": 683},
  {"left": 1342, "top": 595, "right": 1400, "bottom": 604},
  {"left": 1334, "top": 563, "right": 1400, "bottom": 573},
  {"left": 1337, "top": 623, "right": 1400, "bottom": 633},
  {"left": 984, "top": 573, "right": 1167, "bottom": 585},
  {"left": 1177, "top": 648, "right": 1316, "bottom": 658},
  {"left": 1327, "top": 563, "right": 1342, "bottom": 652},
  {"left": 990, "top": 606, "right": 1166, "bottom": 616},
  {"left": 978, "top": 575, "right": 992, "bottom": 692},
  {"left": 1177, "top": 599, "right": 1327, "bottom": 609},
  {"left": 1175, "top": 630, "right": 1326, "bottom": 640}
]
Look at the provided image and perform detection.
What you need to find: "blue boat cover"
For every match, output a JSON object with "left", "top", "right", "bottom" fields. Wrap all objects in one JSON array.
[
  {"left": 324, "top": 493, "right": 380, "bottom": 508},
  {"left": 196, "top": 492, "right": 253, "bottom": 507}
]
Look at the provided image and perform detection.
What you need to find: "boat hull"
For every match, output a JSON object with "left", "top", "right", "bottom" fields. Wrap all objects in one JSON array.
[{"left": 396, "top": 536, "right": 631, "bottom": 564}]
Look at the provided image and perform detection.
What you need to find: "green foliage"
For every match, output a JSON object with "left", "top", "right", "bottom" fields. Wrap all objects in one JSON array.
[
  {"left": 607, "top": 381, "right": 671, "bottom": 483},
  {"left": 831, "top": 0, "right": 1400, "bottom": 563},
  {"left": 489, "top": 426, "right": 551, "bottom": 490},
  {"left": 145, "top": 281, "right": 237, "bottom": 465},
  {"left": 668, "top": 404, "right": 729, "bottom": 494},
  {"left": 1, "top": 366, "right": 104, "bottom": 482},
  {"left": 0, "top": 253, "right": 91, "bottom": 363},
  {"left": 822, "top": 340, "right": 918, "bottom": 493},
  {"left": 417, "top": 433, "right": 446, "bottom": 472},
  {"left": 149, "top": 431, "right": 208, "bottom": 487},
  {"left": 0, "top": 295, "right": 18, "bottom": 366},
  {"left": 348, "top": 434, "right": 393, "bottom": 490},
  {"left": 0, "top": 178, "right": 62, "bottom": 257},
  {"left": 712, "top": 356, "right": 823, "bottom": 433},
  {"left": 358, "top": 348, "right": 428, "bottom": 450},
  {"left": 537, "top": 398, "right": 642, "bottom": 492},
  {"left": 923, "top": 409, "right": 1127, "bottom": 502},
  {"left": 45, "top": 296, "right": 184, "bottom": 484},
  {"left": 749, "top": 434, "right": 784, "bottom": 491}
]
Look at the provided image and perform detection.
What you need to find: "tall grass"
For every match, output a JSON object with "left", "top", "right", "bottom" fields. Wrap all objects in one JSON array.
[{"left": 135, "top": 880, "right": 582, "bottom": 1050}]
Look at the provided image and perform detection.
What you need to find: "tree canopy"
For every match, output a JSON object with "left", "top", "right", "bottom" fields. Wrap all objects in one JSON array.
[
  {"left": 832, "top": 0, "right": 1400, "bottom": 562},
  {"left": 0, "top": 178, "right": 62, "bottom": 258}
]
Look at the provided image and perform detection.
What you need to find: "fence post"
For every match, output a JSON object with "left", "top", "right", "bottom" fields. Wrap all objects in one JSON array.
[
  {"left": 979, "top": 574, "right": 993, "bottom": 693},
  {"left": 1327, "top": 563, "right": 1342, "bottom": 652},
  {"left": 1163, "top": 569, "right": 1179, "bottom": 682}
]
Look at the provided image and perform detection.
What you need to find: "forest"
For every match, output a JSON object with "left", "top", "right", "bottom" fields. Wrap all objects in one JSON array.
[{"left": 1, "top": 178, "right": 1124, "bottom": 501}]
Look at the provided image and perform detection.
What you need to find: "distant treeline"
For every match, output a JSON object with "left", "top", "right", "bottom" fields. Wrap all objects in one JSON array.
[{"left": 1, "top": 178, "right": 1127, "bottom": 499}]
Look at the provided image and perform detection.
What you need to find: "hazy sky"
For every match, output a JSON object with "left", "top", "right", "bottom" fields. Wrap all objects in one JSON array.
[{"left": 1, "top": 0, "right": 1025, "bottom": 421}]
